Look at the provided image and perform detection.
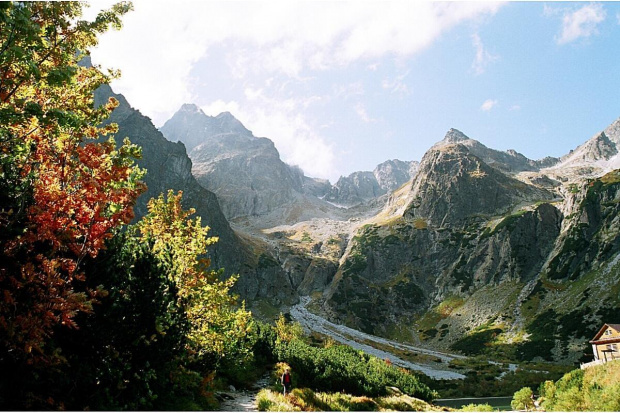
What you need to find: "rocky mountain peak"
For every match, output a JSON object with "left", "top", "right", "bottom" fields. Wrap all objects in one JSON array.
[
  {"left": 179, "top": 103, "right": 204, "bottom": 113},
  {"left": 406, "top": 143, "right": 553, "bottom": 227},
  {"left": 160, "top": 105, "right": 252, "bottom": 152},
  {"left": 433, "top": 128, "right": 559, "bottom": 174},
  {"left": 324, "top": 159, "right": 419, "bottom": 206},
  {"left": 161, "top": 107, "right": 306, "bottom": 219},
  {"left": 213, "top": 111, "right": 252, "bottom": 137},
  {"left": 549, "top": 118, "right": 620, "bottom": 176},
  {"left": 442, "top": 128, "right": 470, "bottom": 144},
  {"left": 603, "top": 116, "right": 620, "bottom": 145}
]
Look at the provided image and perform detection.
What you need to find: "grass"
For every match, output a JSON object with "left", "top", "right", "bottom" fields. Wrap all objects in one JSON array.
[
  {"left": 413, "top": 218, "right": 428, "bottom": 230},
  {"left": 256, "top": 388, "right": 441, "bottom": 411},
  {"left": 253, "top": 299, "right": 281, "bottom": 320},
  {"left": 534, "top": 359, "right": 620, "bottom": 411},
  {"left": 599, "top": 169, "right": 620, "bottom": 185},
  {"left": 416, "top": 295, "right": 465, "bottom": 335}
]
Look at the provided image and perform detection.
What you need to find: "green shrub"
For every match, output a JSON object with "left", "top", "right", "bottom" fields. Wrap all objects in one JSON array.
[
  {"left": 460, "top": 403, "right": 495, "bottom": 411},
  {"left": 274, "top": 338, "right": 437, "bottom": 401},
  {"left": 450, "top": 328, "right": 503, "bottom": 355},
  {"left": 256, "top": 389, "right": 276, "bottom": 411},
  {"left": 539, "top": 361, "right": 620, "bottom": 411},
  {"left": 511, "top": 386, "right": 534, "bottom": 411}
]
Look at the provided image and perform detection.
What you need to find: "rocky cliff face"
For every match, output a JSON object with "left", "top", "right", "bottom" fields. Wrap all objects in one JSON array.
[
  {"left": 160, "top": 104, "right": 252, "bottom": 152},
  {"left": 94, "top": 87, "right": 297, "bottom": 307},
  {"left": 374, "top": 159, "right": 420, "bottom": 192},
  {"left": 309, "top": 122, "right": 620, "bottom": 364},
  {"left": 325, "top": 159, "right": 419, "bottom": 206},
  {"left": 189, "top": 133, "right": 304, "bottom": 219},
  {"left": 161, "top": 105, "right": 308, "bottom": 219}
]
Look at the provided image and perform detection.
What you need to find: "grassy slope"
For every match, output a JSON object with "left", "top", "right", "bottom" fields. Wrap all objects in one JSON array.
[{"left": 537, "top": 359, "right": 620, "bottom": 411}]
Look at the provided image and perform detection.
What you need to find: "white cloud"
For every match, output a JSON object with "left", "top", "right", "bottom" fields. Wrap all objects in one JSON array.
[
  {"left": 481, "top": 99, "right": 498, "bottom": 111},
  {"left": 89, "top": 1, "right": 502, "bottom": 125},
  {"left": 355, "top": 103, "right": 377, "bottom": 123},
  {"left": 90, "top": 2, "right": 214, "bottom": 124},
  {"left": 510, "top": 104, "right": 521, "bottom": 111},
  {"left": 471, "top": 33, "right": 499, "bottom": 75},
  {"left": 381, "top": 71, "right": 410, "bottom": 95},
  {"left": 557, "top": 3, "right": 606, "bottom": 45}
]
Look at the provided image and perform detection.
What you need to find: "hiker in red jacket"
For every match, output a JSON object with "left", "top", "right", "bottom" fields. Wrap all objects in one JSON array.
[{"left": 281, "top": 368, "right": 292, "bottom": 396}]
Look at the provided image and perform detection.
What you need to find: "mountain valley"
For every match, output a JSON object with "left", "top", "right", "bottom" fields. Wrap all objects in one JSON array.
[{"left": 116, "top": 93, "right": 620, "bottom": 368}]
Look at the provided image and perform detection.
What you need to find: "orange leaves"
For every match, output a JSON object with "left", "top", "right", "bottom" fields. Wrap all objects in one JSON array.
[
  {"left": 0, "top": 3, "right": 143, "bottom": 363},
  {"left": 27, "top": 137, "right": 145, "bottom": 261}
]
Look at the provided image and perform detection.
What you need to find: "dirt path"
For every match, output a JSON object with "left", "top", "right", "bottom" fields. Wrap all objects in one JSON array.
[{"left": 217, "top": 374, "right": 271, "bottom": 412}]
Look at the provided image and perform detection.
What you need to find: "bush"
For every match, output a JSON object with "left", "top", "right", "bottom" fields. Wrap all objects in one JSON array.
[
  {"left": 256, "top": 389, "right": 298, "bottom": 411},
  {"left": 511, "top": 387, "right": 534, "bottom": 411},
  {"left": 274, "top": 338, "right": 437, "bottom": 401},
  {"left": 460, "top": 403, "right": 495, "bottom": 411},
  {"left": 538, "top": 360, "right": 620, "bottom": 411}
]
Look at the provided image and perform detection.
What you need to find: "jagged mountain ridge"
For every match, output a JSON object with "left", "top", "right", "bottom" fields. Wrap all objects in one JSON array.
[
  {"left": 325, "top": 159, "right": 419, "bottom": 206},
  {"left": 437, "top": 128, "right": 560, "bottom": 173},
  {"left": 544, "top": 118, "right": 620, "bottom": 178},
  {"left": 160, "top": 104, "right": 418, "bottom": 217},
  {"left": 160, "top": 103, "right": 252, "bottom": 152},
  {"left": 315, "top": 121, "right": 620, "bottom": 364},
  {"left": 155, "top": 99, "right": 620, "bottom": 364},
  {"left": 94, "top": 87, "right": 297, "bottom": 307}
]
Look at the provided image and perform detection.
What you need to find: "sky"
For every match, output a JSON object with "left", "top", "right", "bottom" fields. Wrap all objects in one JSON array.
[{"left": 86, "top": 1, "right": 620, "bottom": 183}]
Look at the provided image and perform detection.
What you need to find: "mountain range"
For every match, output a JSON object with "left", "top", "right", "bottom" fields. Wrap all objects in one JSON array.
[{"left": 102, "top": 87, "right": 620, "bottom": 365}]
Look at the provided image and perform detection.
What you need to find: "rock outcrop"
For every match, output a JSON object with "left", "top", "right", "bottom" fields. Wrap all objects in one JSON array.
[
  {"left": 312, "top": 123, "right": 620, "bottom": 364},
  {"left": 94, "top": 87, "right": 297, "bottom": 307},
  {"left": 325, "top": 160, "right": 419, "bottom": 206},
  {"left": 161, "top": 105, "right": 307, "bottom": 219}
]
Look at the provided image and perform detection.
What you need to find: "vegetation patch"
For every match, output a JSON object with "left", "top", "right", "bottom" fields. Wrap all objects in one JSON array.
[
  {"left": 426, "top": 358, "right": 571, "bottom": 399},
  {"left": 450, "top": 328, "right": 503, "bottom": 356},
  {"left": 413, "top": 218, "right": 428, "bottom": 230},
  {"left": 512, "top": 360, "right": 620, "bottom": 411},
  {"left": 416, "top": 295, "right": 464, "bottom": 337},
  {"left": 257, "top": 387, "right": 440, "bottom": 411},
  {"left": 270, "top": 330, "right": 437, "bottom": 401},
  {"left": 599, "top": 169, "right": 620, "bottom": 185},
  {"left": 488, "top": 209, "right": 528, "bottom": 236}
]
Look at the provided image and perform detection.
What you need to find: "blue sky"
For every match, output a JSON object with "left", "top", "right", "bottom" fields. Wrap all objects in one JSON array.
[{"left": 88, "top": 1, "right": 620, "bottom": 183}]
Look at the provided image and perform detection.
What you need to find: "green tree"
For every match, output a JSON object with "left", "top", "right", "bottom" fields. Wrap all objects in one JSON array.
[
  {"left": 511, "top": 386, "right": 534, "bottom": 411},
  {"left": 137, "top": 190, "right": 254, "bottom": 370},
  {"left": 52, "top": 233, "right": 190, "bottom": 410}
]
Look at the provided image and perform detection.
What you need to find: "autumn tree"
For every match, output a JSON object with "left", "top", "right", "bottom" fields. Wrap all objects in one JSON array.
[
  {"left": 0, "top": 1, "right": 143, "bottom": 369},
  {"left": 137, "top": 190, "right": 254, "bottom": 370}
]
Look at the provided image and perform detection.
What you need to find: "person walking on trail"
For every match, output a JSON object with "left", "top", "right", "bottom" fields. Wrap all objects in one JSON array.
[{"left": 281, "top": 368, "right": 292, "bottom": 396}]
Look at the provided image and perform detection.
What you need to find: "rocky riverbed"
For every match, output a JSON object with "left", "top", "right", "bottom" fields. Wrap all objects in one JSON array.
[{"left": 290, "top": 297, "right": 466, "bottom": 380}]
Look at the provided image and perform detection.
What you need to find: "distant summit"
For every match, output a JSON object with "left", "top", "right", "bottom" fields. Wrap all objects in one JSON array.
[
  {"left": 441, "top": 128, "right": 470, "bottom": 144},
  {"left": 160, "top": 104, "right": 252, "bottom": 152},
  {"left": 161, "top": 104, "right": 304, "bottom": 219},
  {"left": 548, "top": 116, "right": 620, "bottom": 176},
  {"left": 434, "top": 128, "right": 559, "bottom": 174}
]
